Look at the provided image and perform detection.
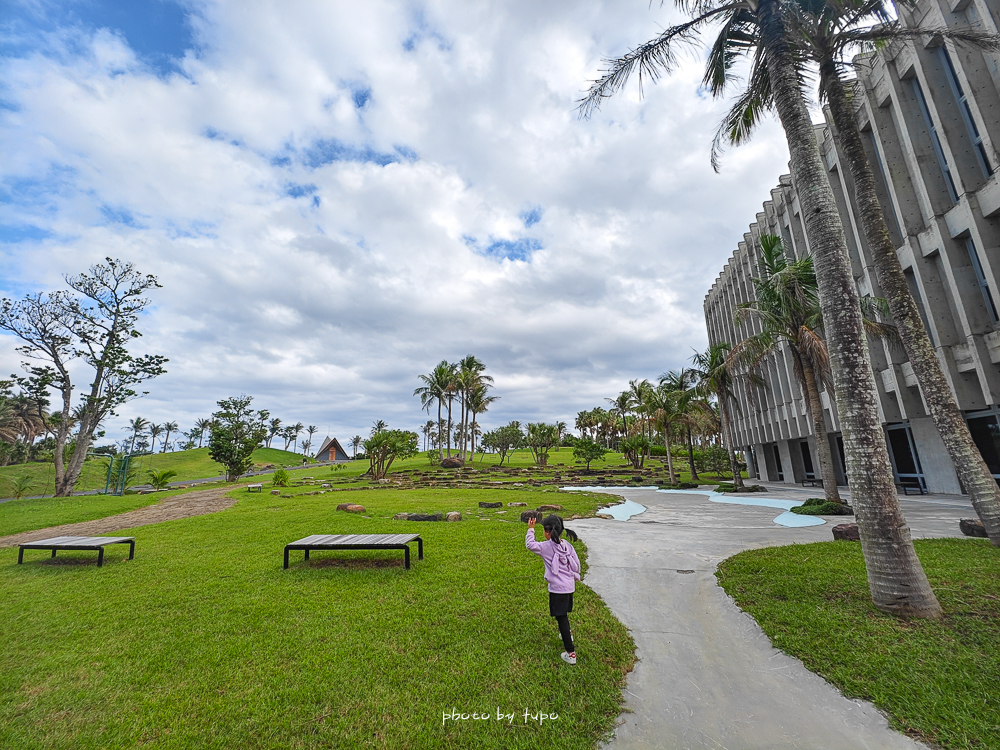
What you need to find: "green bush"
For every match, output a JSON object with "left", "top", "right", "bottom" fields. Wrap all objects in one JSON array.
[
  {"left": 715, "top": 483, "right": 739, "bottom": 493},
  {"left": 271, "top": 469, "right": 290, "bottom": 487},
  {"left": 660, "top": 481, "right": 699, "bottom": 490},
  {"left": 791, "top": 498, "right": 853, "bottom": 515}
]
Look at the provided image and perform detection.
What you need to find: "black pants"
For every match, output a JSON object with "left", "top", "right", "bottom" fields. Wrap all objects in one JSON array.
[{"left": 555, "top": 614, "right": 575, "bottom": 653}]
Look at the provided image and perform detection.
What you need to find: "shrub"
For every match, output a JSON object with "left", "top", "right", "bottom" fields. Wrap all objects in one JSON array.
[
  {"left": 271, "top": 469, "right": 290, "bottom": 487},
  {"left": 715, "top": 483, "right": 739, "bottom": 493},
  {"left": 791, "top": 499, "right": 853, "bottom": 515},
  {"left": 146, "top": 469, "right": 178, "bottom": 490}
]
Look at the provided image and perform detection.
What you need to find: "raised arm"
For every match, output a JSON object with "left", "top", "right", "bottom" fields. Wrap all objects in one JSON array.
[{"left": 525, "top": 517, "right": 543, "bottom": 555}]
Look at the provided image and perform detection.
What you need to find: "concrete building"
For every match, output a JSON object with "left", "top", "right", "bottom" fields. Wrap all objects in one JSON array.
[{"left": 703, "top": 0, "right": 1000, "bottom": 494}]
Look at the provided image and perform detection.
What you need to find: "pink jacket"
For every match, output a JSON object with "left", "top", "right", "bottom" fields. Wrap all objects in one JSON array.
[{"left": 525, "top": 529, "right": 581, "bottom": 593}]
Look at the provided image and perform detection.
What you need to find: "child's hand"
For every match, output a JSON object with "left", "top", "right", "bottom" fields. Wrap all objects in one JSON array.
[{"left": 528, "top": 517, "right": 536, "bottom": 529}]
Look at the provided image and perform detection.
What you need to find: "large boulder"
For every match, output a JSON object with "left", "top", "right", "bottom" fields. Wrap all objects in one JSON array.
[
  {"left": 520, "top": 510, "right": 544, "bottom": 523},
  {"left": 408, "top": 513, "right": 443, "bottom": 522},
  {"left": 960, "top": 518, "right": 989, "bottom": 538},
  {"left": 832, "top": 523, "right": 860, "bottom": 541},
  {"left": 479, "top": 502, "right": 502, "bottom": 509},
  {"left": 536, "top": 504, "right": 563, "bottom": 512},
  {"left": 440, "top": 457, "right": 465, "bottom": 469},
  {"left": 446, "top": 512, "right": 462, "bottom": 522}
]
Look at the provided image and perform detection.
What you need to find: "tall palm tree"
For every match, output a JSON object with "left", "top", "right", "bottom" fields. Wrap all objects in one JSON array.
[
  {"left": 414, "top": 361, "right": 456, "bottom": 458},
  {"left": 351, "top": 435, "right": 362, "bottom": 459},
  {"left": 646, "top": 383, "right": 687, "bottom": 484},
  {"left": 581, "top": 0, "right": 941, "bottom": 617},
  {"left": 661, "top": 368, "right": 703, "bottom": 481},
  {"left": 371, "top": 419, "right": 387, "bottom": 436},
  {"left": 731, "top": 234, "right": 846, "bottom": 503},
  {"left": 148, "top": 423, "right": 164, "bottom": 454},
  {"left": 466, "top": 384, "right": 498, "bottom": 458},
  {"left": 606, "top": 391, "right": 634, "bottom": 437},
  {"left": 421, "top": 420, "right": 435, "bottom": 451},
  {"left": 128, "top": 416, "right": 148, "bottom": 454},
  {"left": 161, "top": 421, "right": 178, "bottom": 453},
  {"left": 763, "top": 0, "right": 1000, "bottom": 544},
  {"left": 304, "top": 425, "right": 318, "bottom": 455},
  {"left": 194, "top": 417, "right": 212, "bottom": 448},
  {"left": 690, "top": 344, "right": 750, "bottom": 488},
  {"left": 455, "top": 355, "right": 493, "bottom": 459}
]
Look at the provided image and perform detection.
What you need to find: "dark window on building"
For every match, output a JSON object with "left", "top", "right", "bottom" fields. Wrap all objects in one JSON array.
[
  {"left": 773, "top": 444, "right": 784, "bottom": 481},
  {"left": 886, "top": 423, "right": 925, "bottom": 490},
  {"left": 911, "top": 77, "right": 959, "bottom": 203},
  {"left": 967, "top": 412, "right": 1000, "bottom": 477},
  {"left": 939, "top": 46, "right": 994, "bottom": 179},
  {"left": 866, "top": 129, "right": 902, "bottom": 240},
  {"left": 966, "top": 237, "right": 999, "bottom": 323},
  {"left": 799, "top": 441, "right": 815, "bottom": 478}
]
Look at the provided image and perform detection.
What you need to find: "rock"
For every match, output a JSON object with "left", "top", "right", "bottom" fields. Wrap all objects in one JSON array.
[
  {"left": 596, "top": 513, "right": 614, "bottom": 520},
  {"left": 832, "top": 523, "right": 860, "bottom": 541},
  {"left": 507, "top": 502, "right": 527, "bottom": 507},
  {"left": 270, "top": 489, "right": 281, "bottom": 495},
  {"left": 321, "top": 483, "right": 332, "bottom": 488},
  {"left": 337, "top": 503, "right": 366, "bottom": 513},
  {"left": 479, "top": 501, "right": 502, "bottom": 508},
  {"left": 440, "top": 457, "right": 465, "bottom": 469},
  {"left": 446, "top": 512, "right": 462, "bottom": 522},
  {"left": 960, "top": 518, "right": 989, "bottom": 538},
  {"left": 512, "top": 483, "right": 524, "bottom": 487},
  {"left": 393, "top": 513, "right": 411, "bottom": 520},
  {"left": 536, "top": 504, "right": 563, "bottom": 512},
  {"left": 520, "top": 510, "right": 544, "bottom": 523},
  {"left": 408, "top": 513, "right": 443, "bottom": 522},
  {"left": 569, "top": 514, "right": 581, "bottom": 520}
]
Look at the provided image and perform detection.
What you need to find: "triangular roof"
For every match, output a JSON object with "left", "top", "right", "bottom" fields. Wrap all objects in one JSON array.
[{"left": 314, "top": 436, "right": 349, "bottom": 460}]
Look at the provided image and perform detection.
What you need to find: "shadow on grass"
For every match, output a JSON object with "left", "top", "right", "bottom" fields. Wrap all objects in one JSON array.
[{"left": 299, "top": 555, "right": 407, "bottom": 570}]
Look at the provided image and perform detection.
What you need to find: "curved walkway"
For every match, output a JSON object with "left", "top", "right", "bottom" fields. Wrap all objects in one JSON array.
[
  {"left": 0, "top": 486, "right": 237, "bottom": 549},
  {"left": 572, "top": 487, "right": 972, "bottom": 750}
]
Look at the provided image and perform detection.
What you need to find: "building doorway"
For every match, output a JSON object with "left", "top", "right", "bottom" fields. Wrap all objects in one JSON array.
[
  {"left": 885, "top": 423, "right": 926, "bottom": 492},
  {"left": 772, "top": 444, "right": 784, "bottom": 481},
  {"left": 799, "top": 441, "right": 815, "bottom": 480}
]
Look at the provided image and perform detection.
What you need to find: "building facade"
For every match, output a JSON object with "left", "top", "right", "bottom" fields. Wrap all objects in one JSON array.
[{"left": 703, "top": 0, "right": 1000, "bottom": 493}]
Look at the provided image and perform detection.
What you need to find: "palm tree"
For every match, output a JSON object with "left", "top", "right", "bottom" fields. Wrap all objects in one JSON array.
[
  {"left": 371, "top": 420, "right": 387, "bottom": 436},
  {"left": 289, "top": 422, "right": 304, "bottom": 452},
  {"left": 466, "top": 384, "right": 498, "bottom": 458},
  {"left": 194, "top": 417, "right": 212, "bottom": 448},
  {"left": 731, "top": 234, "right": 846, "bottom": 503},
  {"left": 581, "top": 0, "right": 941, "bottom": 618},
  {"left": 127, "top": 417, "right": 148, "bottom": 454},
  {"left": 414, "top": 361, "right": 456, "bottom": 459},
  {"left": 421, "top": 420, "right": 435, "bottom": 451},
  {"left": 690, "top": 344, "right": 749, "bottom": 488},
  {"left": 661, "top": 369, "right": 703, "bottom": 481},
  {"left": 646, "top": 383, "right": 687, "bottom": 484},
  {"left": 762, "top": 0, "right": 1000, "bottom": 544},
  {"left": 161, "top": 421, "right": 178, "bottom": 453},
  {"left": 304, "top": 425, "right": 318, "bottom": 456},
  {"left": 148, "top": 423, "right": 164, "bottom": 454},
  {"left": 351, "top": 435, "right": 362, "bottom": 459},
  {"left": 606, "top": 391, "right": 634, "bottom": 437}
]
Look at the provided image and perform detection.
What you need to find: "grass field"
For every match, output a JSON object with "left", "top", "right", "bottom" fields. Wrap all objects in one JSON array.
[
  {"left": 0, "top": 447, "right": 312, "bottom": 499},
  {"left": 717, "top": 539, "right": 1000, "bottom": 750},
  {"left": 0, "top": 486, "right": 635, "bottom": 749},
  {"left": 0, "top": 490, "right": 171, "bottom": 537}
]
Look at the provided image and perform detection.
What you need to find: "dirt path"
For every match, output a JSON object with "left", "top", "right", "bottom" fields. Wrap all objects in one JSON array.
[{"left": 0, "top": 487, "right": 238, "bottom": 549}]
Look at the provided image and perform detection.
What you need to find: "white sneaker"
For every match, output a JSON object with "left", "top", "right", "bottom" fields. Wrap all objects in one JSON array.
[{"left": 561, "top": 652, "right": 577, "bottom": 665}]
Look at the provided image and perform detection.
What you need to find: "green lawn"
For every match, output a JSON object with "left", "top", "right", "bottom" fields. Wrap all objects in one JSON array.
[
  {"left": 716, "top": 539, "right": 1000, "bottom": 750},
  {"left": 0, "top": 447, "right": 312, "bottom": 499},
  {"left": 0, "top": 486, "right": 635, "bottom": 749},
  {"left": 0, "top": 491, "right": 168, "bottom": 537}
]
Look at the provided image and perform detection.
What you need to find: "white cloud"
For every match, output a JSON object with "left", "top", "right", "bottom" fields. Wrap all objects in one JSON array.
[{"left": 0, "top": 0, "right": 790, "bottom": 445}]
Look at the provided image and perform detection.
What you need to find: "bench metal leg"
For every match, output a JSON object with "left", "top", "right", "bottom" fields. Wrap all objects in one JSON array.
[
  {"left": 128, "top": 541, "right": 135, "bottom": 560},
  {"left": 51, "top": 549, "right": 57, "bottom": 558},
  {"left": 97, "top": 548, "right": 104, "bottom": 567},
  {"left": 284, "top": 547, "right": 290, "bottom": 569},
  {"left": 404, "top": 545, "right": 410, "bottom": 570},
  {"left": 304, "top": 549, "right": 310, "bottom": 562},
  {"left": 417, "top": 537, "right": 423, "bottom": 560},
  {"left": 17, "top": 548, "right": 24, "bottom": 565}
]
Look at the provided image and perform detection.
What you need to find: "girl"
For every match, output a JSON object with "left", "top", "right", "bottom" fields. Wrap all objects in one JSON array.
[{"left": 526, "top": 514, "right": 581, "bottom": 664}]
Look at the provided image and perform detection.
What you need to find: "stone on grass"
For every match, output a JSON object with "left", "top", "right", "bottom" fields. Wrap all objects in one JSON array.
[
  {"left": 960, "top": 518, "right": 988, "bottom": 538},
  {"left": 337, "top": 503, "right": 365, "bottom": 513},
  {"left": 832, "top": 523, "right": 860, "bottom": 541},
  {"left": 479, "top": 501, "right": 502, "bottom": 508},
  {"left": 440, "top": 457, "right": 465, "bottom": 469},
  {"left": 446, "top": 512, "right": 462, "bottom": 522},
  {"left": 520, "top": 510, "right": 543, "bottom": 523},
  {"left": 270, "top": 489, "right": 280, "bottom": 495},
  {"left": 536, "top": 504, "right": 563, "bottom": 512},
  {"left": 393, "top": 513, "right": 411, "bottom": 520},
  {"left": 321, "top": 483, "right": 332, "bottom": 488},
  {"left": 408, "top": 513, "right": 443, "bottom": 522},
  {"left": 507, "top": 502, "right": 527, "bottom": 507}
]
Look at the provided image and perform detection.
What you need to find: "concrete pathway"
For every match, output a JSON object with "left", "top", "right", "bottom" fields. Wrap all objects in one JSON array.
[{"left": 571, "top": 488, "right": 973, "bottom": 750}]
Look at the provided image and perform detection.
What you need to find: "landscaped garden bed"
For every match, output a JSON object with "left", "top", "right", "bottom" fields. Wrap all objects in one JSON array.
[{"left": 716, "top": 538, "right": 1000, "bottom": 750}]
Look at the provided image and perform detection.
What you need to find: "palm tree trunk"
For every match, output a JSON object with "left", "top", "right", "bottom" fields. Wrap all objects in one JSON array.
[
  {"left": 446, "top": 396, "right": 453, "bottom": 458},
  {"left": 687, "top": 426, "right": 699, "bottom": 481},
  {"left": 437, "top": 400, "right": 443, "bottom": 458},
  {"left": 717, "top": 392, "right": 745, "bottom": 488},
  {"left": 760, "top": 0, "right": 939, "bottom": 617},
  {"left": 799, "top": 354, "right": 842, "bottom": 503},
  {"left": 665, "top": 431, "right": 676, "bottom": 485},
  {"left": 824, "top": 65, "right": 1000, "bottom": 545}
]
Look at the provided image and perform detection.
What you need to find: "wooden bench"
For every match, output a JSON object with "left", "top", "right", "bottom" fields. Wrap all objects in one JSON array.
[
  {"left": 247, "top": 483, "right": 263, "bottom": 492},
  {"left": 801, "top": 478, "right": 822, "bottom": 487},
  {"left": 284, "top": 533, "right": 423, "bottom": 570},
  {"left": 18, "top": 536, "right": 135, "bottom": 567}
]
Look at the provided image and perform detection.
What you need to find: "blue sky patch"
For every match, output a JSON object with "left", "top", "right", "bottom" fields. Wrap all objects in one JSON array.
[
  {"left": 352, "top": 86, "right": 372, "bottom": 109},
  {"left": 285, "top": 183, "right": 318, "bottom": 199},
  {"left": 3, "top": 0, "right": 195, "bottom": 76},
  {"left": 0, "top": 224, "right": 51, "bottom": 243},
  {"left": 303, "top": 138, "right": 399, "bottom": 169},
  {"left": 100, "top": 204, "right": 143, "bottom": 227},
  {"left": 519, "top": 206, "right": 542, "bottom": 228},
  {"left": 481, "top": 237, "right": 541, "bottom": 261}
]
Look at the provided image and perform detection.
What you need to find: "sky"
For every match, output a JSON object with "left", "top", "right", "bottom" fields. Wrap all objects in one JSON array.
[{"left": 0, "top": 0, "right": 792, "bottom": 449}]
